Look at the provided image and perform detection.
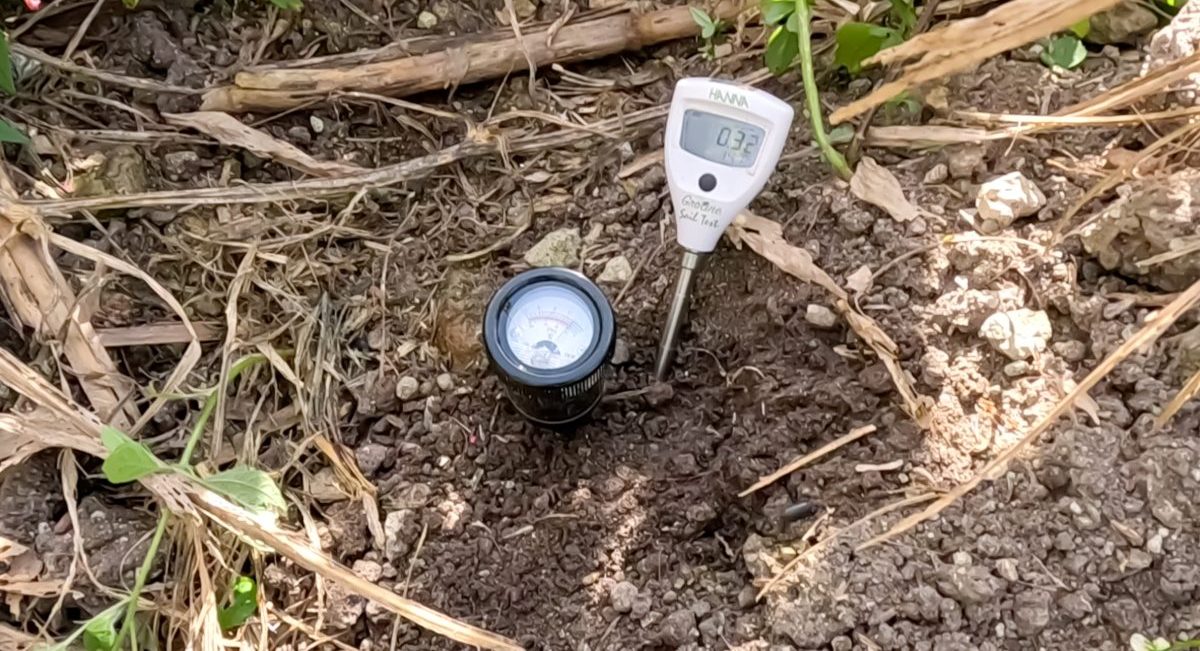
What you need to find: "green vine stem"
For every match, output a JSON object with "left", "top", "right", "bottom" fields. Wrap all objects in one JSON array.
[
  {"left": 113, "top": 353, "right": 267, "bottom": 650},
  {"left": 794, "top": 0, "right": 852, "bottom": 180},
  {"left": 113, "top": 515, "right": 167, "bottom": 651}
]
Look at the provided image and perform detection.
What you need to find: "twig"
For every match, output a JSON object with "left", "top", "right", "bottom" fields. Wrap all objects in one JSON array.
[
  {"left": 757, "top": 492, "right": 937, "bottom": 599},
  {"left": 614, "top": 239, "right": 664, "bottom": 306},
  {"left": 62, "top": 0, "right": 106, "bottom": 60},
  {"left": 11, "top": 43, "right": 203, "bottom": 94},
  {"left": 444, "top": 202, "right": 532, "bottom": 262},
  {"left": 503, "top": 0, "right": 538, "bottom": 96},
  {"left": 859, "top": 277, "right": 1200, "bottom": 551},
  {"left": 31, "top": 105, "right": 667, "bottom": 213},
  {"left": 739, "top": 424, "right": 876, "bottom": 496},
  {"left": 95, "top": 322, "right": 223, "bottom": 347},
  {"left": 1153, "top": 367, "right": 1200, "bottom": 430}
]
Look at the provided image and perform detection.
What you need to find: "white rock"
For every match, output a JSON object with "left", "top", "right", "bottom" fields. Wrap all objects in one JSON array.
[
  {"left": 980, "top": 309, "right": 1052, "bottom": 360},
  {"left": 384, "top": 509, "right": 416, "bottom": 561},
  {"left": 598, "top": 255, "right": 633, "bottom": 284},
  {"left": 417, "top": 10, "right": 438, "bottom": 28},
  {"left": 436, "top": 372, "right": 454, "bottom": 391},
  {"left": 611, "top": 338, "right": 630, "bottom": 365},
  {"left": 1003, "top": 360, "right": 1030, "bottom": 377},
  {"left": 976, "top": 172, "right": 1046, "bottom": 233},
  {"left": 610, "top": 581, "right": 638, "bottom": 614},
  {"left": 352, "top": 559, "right": 384, "bottom": 583},
  {"left": 804, "top": 304, "right": 838, "bottom": 329},
  {"left": 309, "top": 115, "right": 325, "bottom": 134},
  {"left": 524, "top": 228, "right": 581, "bottom": 267},
  {"left": 395, "top": 375, "right": 419, "bottom": 400}
]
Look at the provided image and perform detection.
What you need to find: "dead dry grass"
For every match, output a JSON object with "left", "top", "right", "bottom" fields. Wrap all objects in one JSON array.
[{"left": 2, "top": 0, "right": 1199, "bottom": 648}]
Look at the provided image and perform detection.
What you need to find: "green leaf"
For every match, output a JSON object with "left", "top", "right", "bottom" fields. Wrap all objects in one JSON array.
[
  {"left": 0, "top": 119, "right": 27, "bottom": 145},
  {"left": 689, "top": 6, "right": 714, "bottom": 31},
  {"left": 1041, "top": 34, "right": 1086, "bottom": 70},
  {"left": 761, "top": 0, "right": 793, "bottom": 25},
  {"left": 82, "top": 612, "right": 117, "bottom": 651},
  {"left": 835, "top": 22, "right": 900, "bottom": 73},
  {"left": 0, "top": 32, "right": 15, "bottom": 96},
  {"left": 217, "top": 576, "right": 259, "bottom": 631},
  {"left": 269, "top": 0, "right": 303, "bottom": 10},
  {"left": 1069, "top": 18, "right": 1090, "bottom": 38},
  {"left": 827, "top": 123, "right": 855, "bottom": 145},
  {"left": 100, "top": 426, "right": 166, "bottom": 484},
  {"left": 203, "top": 466, "right": 286, "bottom": 515},
  {"left": 889, "top": 0, "right": 917, "bottom": 35},
  {"left": 765, "top": 25, "right": 799, "bottom": 75}
]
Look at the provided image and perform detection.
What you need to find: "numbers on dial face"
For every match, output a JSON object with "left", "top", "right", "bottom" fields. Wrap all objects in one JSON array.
[{"left": 504, "top": 284, "right": 597, "bottom": 370}]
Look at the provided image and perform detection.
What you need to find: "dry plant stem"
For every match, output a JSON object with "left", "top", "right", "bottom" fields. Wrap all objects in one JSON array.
[
  {"left": 1055, "top": 121, "right": 1200, "bottom": 242},
  {"left": 10, "top": 43, "right": 202, "bottom": 94},
  {"left": 194, "top": 493, "right": 524, "bottom": 651},
  {"left": 740, "top": 424, "right": 876, "bottom": 496},
  {"left": 0, "top": 348, "right": 523, "bottom": 651},
  {"left": 757, "top": 492, "right": 938, "bottom": 598},
  {"left": 1153, "top": 367, "right": 1200, "bottom": 430},
  {"left": 114, "top": 354, "right": 264, "bottom": 650},
  {"left": 859, "top": 277, "right": 1200, "bottom": 551},
  {"left": 201, "top": 0, "right": 751, "bottom": 112},
  {"left": 62, "top": 0, "right": 106, "bottom": 60},
  {"left": 32, "top": 106, "right": 668, "bottom": 213},
  {"left": 794, "top": 0, "right": 851, "bottom": 180},
  {"left": 829, "top": 0, "right": 1122, "bottom": 124}
]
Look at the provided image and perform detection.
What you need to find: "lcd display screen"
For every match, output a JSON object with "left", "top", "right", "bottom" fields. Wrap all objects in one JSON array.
[{"left": 680, "top": 109, "right": 765, "bottom": 168}]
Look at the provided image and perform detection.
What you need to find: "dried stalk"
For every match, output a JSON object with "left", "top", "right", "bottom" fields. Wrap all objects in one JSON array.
[
  {"left": 31, "top": 106, "right": 667, "bottom": 214},
  {"left": 830, "top": 0, "right": 1123, "bottom": 124},
  {"left": 739, "top": 425, "right": 877, "bottom": 496},
  {"left": 201, "top": 0, "right": 751, "bottom": 113},
  {"left": 859, "top": 277, "right": 1200, "bottom": 550},
  {"left": 0, "top": 346, "right": 524, "bottom": 651}
]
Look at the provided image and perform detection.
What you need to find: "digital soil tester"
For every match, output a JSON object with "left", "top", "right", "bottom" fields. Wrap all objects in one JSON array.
[
  {"left": 655, "top": 78, "right": 795, "bottom": 379},
  {"left": 484, "top": 78, "right": 792, "bottom": 426}
]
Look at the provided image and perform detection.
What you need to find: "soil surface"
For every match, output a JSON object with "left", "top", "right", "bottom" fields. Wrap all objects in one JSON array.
[{"left": 1, "top": 1, "right": 1199, "bottom": 650}]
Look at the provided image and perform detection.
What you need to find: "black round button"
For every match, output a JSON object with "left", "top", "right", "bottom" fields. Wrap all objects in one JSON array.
[{"left": 698, "top": 173, "right": 717, "bottom": 192}]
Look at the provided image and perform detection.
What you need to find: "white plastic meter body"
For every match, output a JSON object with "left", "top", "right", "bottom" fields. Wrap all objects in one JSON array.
[{"left": 664, "top": 78, "right": 794, "bottom": 253}]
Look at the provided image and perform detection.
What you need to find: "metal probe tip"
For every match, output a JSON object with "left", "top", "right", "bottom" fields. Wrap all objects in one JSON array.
[{"left": 655, "top": 250, "right": 706, "bottom": 381}]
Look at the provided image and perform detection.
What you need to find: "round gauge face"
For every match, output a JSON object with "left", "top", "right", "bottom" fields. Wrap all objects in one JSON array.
[{"left": 504, "top": 284, "right": 597, "bottom": 370}]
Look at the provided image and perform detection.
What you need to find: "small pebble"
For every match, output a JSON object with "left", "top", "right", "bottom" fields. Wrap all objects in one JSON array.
[
  {"left": 417, "top": 10, "right": 438, "bottom": 28},
  {"left": 923, "top": 163, "right": 949, "bottom": 185},
  {"left": 611, "top": 339, "right": 630, "bottom": 365},
  {"left": 598, "top": 255, "right": 633, "bottom": 284},
  {"left": 396, "top": 376, "right": 419, "bottom": 401},
  {"left": 436, "top": 373, "right": 454, "bottom": 391},
  {"left": 805, "top": 304, "right": 838, "bottom": 329},
  {"left": 737, "top": 585, "right": 758, "bottom": 609},
  {"left": 1146, "top": 528, "right": 1165, "bottom": 555},
  {"left": 609, "top": 581, "right": 638, "bottom": 614},
  {"left": 309, "top": 115, "right": 325, "bottom": 134},
  {"left": 1003, "top": 360, "right": 1030, "bottom": 377},
  {"left": 996, "top": 558, "right": 1019, "bottom": 582}
]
